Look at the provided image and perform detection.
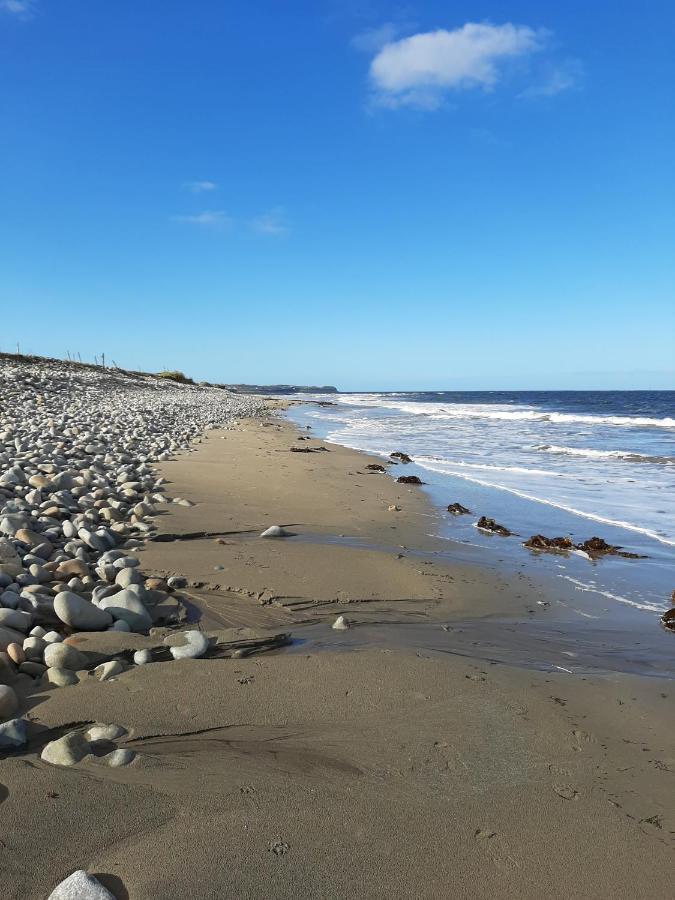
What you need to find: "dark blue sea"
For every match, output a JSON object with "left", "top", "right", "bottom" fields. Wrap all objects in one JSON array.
[{"left": 286, "top": 390, "right": 675, "bottom": 616}]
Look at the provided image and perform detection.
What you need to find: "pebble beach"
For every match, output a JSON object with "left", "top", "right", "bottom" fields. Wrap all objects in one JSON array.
[{"left": 0, "top": 355, "right": 673, "bottom": 900}]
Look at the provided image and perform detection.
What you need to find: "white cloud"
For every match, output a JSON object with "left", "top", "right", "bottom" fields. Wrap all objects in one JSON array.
[
  {"left": 520, "top": 58, "right": 583, "bottom": 98},
  {"left": 1, "top": 0, "right": 36, "bottom": 18},
  {"left": 185, "top": 180, "right": 218, "bottom": 193},
  {"left": 172, "top": 210, "right": 231, "bottom": 228},
  {"left": 251, "top": 207, "right": 289, "bottom": 237},
  {"left": 368, "top": 22, "right": 546, "bottom": 109}
]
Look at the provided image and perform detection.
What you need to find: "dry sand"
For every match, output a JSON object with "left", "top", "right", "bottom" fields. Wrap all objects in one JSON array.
[{"left": 1, "top": 416, "right": 674, "bottom": 899}]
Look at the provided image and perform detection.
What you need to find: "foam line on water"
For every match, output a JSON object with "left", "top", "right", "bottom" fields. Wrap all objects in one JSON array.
[{"left": 557, "top": 575, "right": 667, "bottom": 613}]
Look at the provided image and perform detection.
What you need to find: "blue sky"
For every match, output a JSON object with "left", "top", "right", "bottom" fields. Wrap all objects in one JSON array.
[{"left": 1, "top": 0, "right": 673, "bottom": 390}]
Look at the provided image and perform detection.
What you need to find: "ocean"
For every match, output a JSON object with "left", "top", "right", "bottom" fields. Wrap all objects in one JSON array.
[{"left": 285, "top": 390, "right": 675, "bottom": 617}]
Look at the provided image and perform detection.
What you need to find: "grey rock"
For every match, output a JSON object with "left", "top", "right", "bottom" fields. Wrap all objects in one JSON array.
[
  {"left": 102, "top": 748, "right": 135, "bottom": 767},
  {"left": 47, "top": 870, "right": 116, "bottom": 900},
  {"left": 99, "top": 589, "right": 152, "bottom": 632},
  {"left": 133, "top": 648, "right": 152, "bottom": 665},
  {"left": 44, "top": 642, "right": 85, "bottom": 670},
  {"left": 0, "top": 684, "right": 19, "bottom": 719},
  {"left": 85, "top": 723, "right": 126, "bottom": 742},
  {"left": 0, "top": 717, "right": 28, "bottom": 750},
  {"left": 94, "top": 659, "right": 124, "bottom": 681},
  {"left": 54, "top": 591, "right": 113, "bottom": 631},
  {"left": 45, "top": 666, "right": 79, "bottom": 687},
  {"left": 168, "top": 630, "right": 209, "bottom": 660},
  {"left": 41, "top": 731, "right": 90, "bottom": 766}
]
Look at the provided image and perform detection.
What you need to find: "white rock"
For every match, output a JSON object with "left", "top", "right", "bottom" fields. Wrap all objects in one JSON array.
[
  {"left": 133, "top": 648, "right": 152, "bottom": 665},
  {"left": 168, "top": 630, "right": 209, "bottom": 660},
  {"left": 41, "top": 731, "right": 90, "bottom": 766},
  {"left": 99, "top": 589, "right": 152, "bottom": 632},
  {"left": 86, "top": 723, "right": 126, "bottom": 742},
  {"left": 43, "top": 630, "right": 64, "bottom": 644},
  {"left": 45, "top": 667, "right": 78, "bottom": 687},
  {"left": 94, "top": 660, "right": 123, "bottom": 681},
  {"left": 44, "top": 642, "right": 85, "bottom": 670},
  {"left": 47, "top": 870, "right": 115, "bottom": 900},
  {"left": 332, "top": 615, "right": 350, "bottom": 631},
  {"left": 260, "top": 525, "right": 291, "bottom": 538},
  {"left": 102, "top": 748, "right": 135, "bottom": 767}
]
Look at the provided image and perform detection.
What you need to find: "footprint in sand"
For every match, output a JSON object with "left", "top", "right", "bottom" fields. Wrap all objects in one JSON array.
[{"left": 571, "top": 729, "right": 596, "bottom": 750}]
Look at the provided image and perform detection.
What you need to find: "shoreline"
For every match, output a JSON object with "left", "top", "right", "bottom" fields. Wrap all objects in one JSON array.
[{"left": 1, "top": 392, "right": 674, "bottom": 898}]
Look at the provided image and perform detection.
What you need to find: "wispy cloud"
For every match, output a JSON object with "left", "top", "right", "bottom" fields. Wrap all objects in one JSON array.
[
  {"left": 0, "top": 0, "right": 36, "bottom": 19},
  {"left": 520, "top": 58, "right": 584, "bottom": 98},
  {"left": 184, "top": 180, "right": 218, "bottom": 193},
  {"left": 251, "top": 207, "right": 290, "bottom": 237},
  {"left": 171, "top": 210, "right": 231, "bottom": 228},
  {"left": 365, "top": 22, "right": 547, "bottom": 110}
]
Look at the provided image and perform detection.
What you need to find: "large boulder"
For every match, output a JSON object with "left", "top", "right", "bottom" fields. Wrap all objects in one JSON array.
[
  {"left": 54, "top": 591, "right": 113, "bottom": 631},
  {"left": 99, "top": 589, "right": 152, "bottom": 632}
]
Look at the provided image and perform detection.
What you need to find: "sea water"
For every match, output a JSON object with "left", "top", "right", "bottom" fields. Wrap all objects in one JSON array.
[{"left": 286, "top": 391, "right": 675, "bottom": 617}]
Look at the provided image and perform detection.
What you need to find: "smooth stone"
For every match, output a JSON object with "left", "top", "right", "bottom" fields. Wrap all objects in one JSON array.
[
  {"left": 0, "top": 717, "right": 27, "bottom": 749},
  {"left": 133, "top": 648, "right": 152, "bottom": 665},
  {"left": 167, "top": 576, "right": 187, "bottom": 589},
  {"left": 47, "top": 870, "right": 115, "bottom": 900},
  {"left": 23, "top": 636, "right": 47, "bottom": 659},
  {"left": 30, "top": 625, "right": 47, "bottom": 638},
  {"left": 0, "top": 684, "right": 19, "bottom": 719},
  {"left": 168, "top": 630, "right": 209, "bottom": 660},
  {"left": 41, "top": 731, "right": 90, "bottom": 766},
  {"left": 114, "top": 567, "right": 143, "bottom": 588},
  {"left": 94, "top": 659, "right": 123, "bottom": 681},
  {"left": 86, "top": 722, "right": 126, "bottom": 742},
  {"left": 102, "top": 748, "right": 135, "bottom": 767},
  {"left": 6, "top": 642, "right": 25, "bottom": 665},
  {"left": 0, "top": 608, "right": 32, "bottom": 633},
  {"left": 0, "top": 625, "right": 26, "bottom": 651},
  {"left": 0, "top": 539, "right": 22, "bottom": 577},
  {"left": 43, "top": 630, "right": 64, "bottom": 643},
  {"left": 260, "top": 525, "right": 291, "bottom": 538},
  {"left": 54, "top": 591, "right": 113, "bottom": 631},
  {"left": 99, "top": 589, "right": 152, "bottom": 632},
  {"left": 55, "top": 558, "right": 90, "bottom": 579},
  {"left": 19, "top": 660, "right": 46, "bottom": 677},
  {"left": 45, "top": 667, "right": 78, "bottom": 687},
  {"left": 332, "top": 615, "right": 350, "bottom": 631},
  {"left": 44, "top": 642, "right": 85, "bottom": 670},
  {"left": 109, "top": 619, "right": 131, "bottom": 632}
]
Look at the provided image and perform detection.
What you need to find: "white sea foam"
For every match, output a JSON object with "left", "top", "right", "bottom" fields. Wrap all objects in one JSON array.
[
  {"left": 557, "top": 575, "right": 667, "bottom": 613},
  {"left": 534, "top": 445, "right": 675, "bottom": 464},
  {"left": 336, "top": 396, "right": 675, "bottom": 429},
  {"left": 411, "top": 458, "right": 675, "bottom": 547}
]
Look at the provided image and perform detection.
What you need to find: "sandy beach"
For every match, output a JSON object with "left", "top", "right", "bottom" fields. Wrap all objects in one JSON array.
[{"left": 2, "top": 403, "right": 673, "bottom": 899}]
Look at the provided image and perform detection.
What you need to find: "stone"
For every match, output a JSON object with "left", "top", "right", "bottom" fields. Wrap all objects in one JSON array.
[
  {"left": 23, "top": 636, "right": 47, "bottom": 659},
  {"left": 260, "top": 525, "right": 291, "bottom": 538},
  {"left": 6, "top": 642, "right": 25, "bottom": 665},
  {"left": 44, "top": 642, "right": 85, "bottom": 670},
  {"left": 41, "top": 731, "right": 90, "bottom": 766},
  {"left": 46, "top": 871, "right": 116, "bottom": 900},
  {"left": 167, "top": 575, "right": 187, "bottom": 589},
  {"left": 0, "top": 684, "right": 19, "bottom": 719},
  {"left": 43, "top": 630, "right": 63, "bottom": 643},
  {"left": 45, "top": 667, "right": 78, "bottom": 687},
  {"left": 114, "top": 566, "right": 143, "bottom": 588},
  {"left": 94, "top": 659, "right": 124, "bottom": 681},
  {"left": 54, "top": 591, "right": 113, "bottom": 631},
  {"left": 390, "top": 451, "right": 412, "bottom": 463},
  {"left": 133, "top": 648, "right": 152, "bottom": 665},
  {"left": 19, "top": 660, "right": 46, "bottom": 677},
  {"left": 332, "top": 615, "right": 350, "bottom": 631},
  {"left": 0, "top": 717, "right": 28, "bottom": 750},
  {"left": 0, "top": 608, "right": 32, "bottom": 633},
  {"left": 55, "top": 558, "right": 90, "bottom": 579},
  {"left": 86, "top": 723, "right": 126, "bottom": 742},
  {"left": 109, "top": 619, "right": 131, "bottom": 632},
  {"left": 396, "top": 475, "right": 424, "bottom": 485},
  {"left": 168, "top": 630, "right": 209, "bottom": 660},
  {"left": 0, "top": 538, "right": 22, "bottom": 577},
  {"left": 0, "top": 625, "right": 26, "bottom": 651},
  {"left": 99, "top": 589, "right": 152, "bottom": 632},
  {"left": 102, "top": 748, "right": 135, "bottom": 767}
]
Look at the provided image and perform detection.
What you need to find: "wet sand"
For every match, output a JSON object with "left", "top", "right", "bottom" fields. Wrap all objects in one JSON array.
[{"left": 2, "top": 416, "right": 674, "bottom": 899}]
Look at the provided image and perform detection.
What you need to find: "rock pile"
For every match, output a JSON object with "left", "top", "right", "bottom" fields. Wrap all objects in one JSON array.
[{"left": 0, "top": 355, "right": 264, "bottom": 738}]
